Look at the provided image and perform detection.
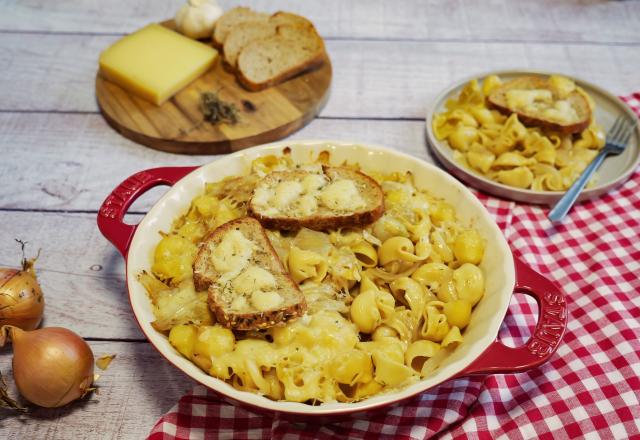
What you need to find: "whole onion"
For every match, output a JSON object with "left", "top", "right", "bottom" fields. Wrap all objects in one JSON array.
[
  {"left": 1, "top": 326, "right": 94, "bottom": 408},
  {"left": 0, "top": 242, "right": 44, "bottom": 330}
]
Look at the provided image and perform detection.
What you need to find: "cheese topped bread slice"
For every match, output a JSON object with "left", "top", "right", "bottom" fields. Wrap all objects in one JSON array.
[
  {"left": 193, "top": 217, "right": 306, "bottom": 330},
  {"left": 247, "top": 166, "right": 385, "bottom": 231},
  {"left": 487, "top": 75, "right": 591, "bottom": 135}
]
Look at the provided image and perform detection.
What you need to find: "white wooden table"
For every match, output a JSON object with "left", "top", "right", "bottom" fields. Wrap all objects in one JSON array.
[{"left": 0, "top": 1, "right": 638, "bottom": 438}]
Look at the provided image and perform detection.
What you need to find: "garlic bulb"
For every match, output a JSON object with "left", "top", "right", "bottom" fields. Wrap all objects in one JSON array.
[{"left": 175, "top": 0, "right": 223, "bottom": 40}]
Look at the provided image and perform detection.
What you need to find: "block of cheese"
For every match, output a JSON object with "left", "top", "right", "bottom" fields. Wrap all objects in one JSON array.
[{"left": 99, "top": 23, "right": 218, "bottom": 105}]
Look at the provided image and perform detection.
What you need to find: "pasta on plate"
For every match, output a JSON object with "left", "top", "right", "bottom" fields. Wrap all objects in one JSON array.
[
  {"left": 139, "top": 151, "right": 487, "bottom": 404},
  {"left": 433, "top": 75, "right": 606, "bottom": 191}
]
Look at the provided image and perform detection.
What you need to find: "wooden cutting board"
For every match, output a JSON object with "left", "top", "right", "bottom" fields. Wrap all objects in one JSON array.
[{"left": 95, "top": 21, "right": 332, "bottom": 155}]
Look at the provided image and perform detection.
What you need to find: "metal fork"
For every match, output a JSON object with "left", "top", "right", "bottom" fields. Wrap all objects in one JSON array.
[{"left": 548, "top": 116, "right": 636, "bottom": 222}]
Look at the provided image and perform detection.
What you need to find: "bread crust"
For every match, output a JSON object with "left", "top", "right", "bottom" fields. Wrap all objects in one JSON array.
[
  {"left": 237, "top": 51, "right": 326, "bottom": 92},
  {"left": 247, "top": 166, "right": 385, "bottom": 231},
  {"left": 210, "top": 301, "right": 307, "bottom": 331},
  {"left": 486, "top": 76, "right": 591, "bottom": 135},
  {"left": 192, "top": 217, "right": 307, "bottom": 330}
]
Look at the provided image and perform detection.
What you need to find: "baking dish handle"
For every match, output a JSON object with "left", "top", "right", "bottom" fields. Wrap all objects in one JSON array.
[
  {"left": 97, "top": 167, "right": 197, "bottom": 257},
  {"left": 456, "top": 257, "right": 567, "bottom": 376}
]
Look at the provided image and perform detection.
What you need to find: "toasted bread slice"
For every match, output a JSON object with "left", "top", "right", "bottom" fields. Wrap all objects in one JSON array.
[
  {"left": 248, "top": 166, "right": 385, "bottom": 231},
  {"left": 212, "top": 7, "right": 269, "bottom": 49},
  {"left": 487, "top": 76, "right": 591, "bottom": 135},
  {"left": 193, "top": 217, "right": 306, "bottom": 330},
  {"left": 223, "top": 12, "right": 315, "bottom": 71},
  {"left": 236, "top": 25, "right": 326, "bottom": 91}
]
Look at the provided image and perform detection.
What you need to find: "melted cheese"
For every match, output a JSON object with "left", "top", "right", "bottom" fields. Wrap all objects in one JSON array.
[
  {"left": 505, "top": 89, "right": 552, "bottom": 109},
  {"left": 251, "top": 186, "right": 272, "bottom": 207},
  {"left": 319, "top": 179, "right": 366, "bottom": 212},
  {"left": 297, "top": 195, "right": 318, "bottom": 216},
  {"left": 220, "top": 260, "right": 282, "bottom": 313},
  {"left": 210, "top": 230, "right": 254, "bottom": 284},
  {"left": 549, "top": 75, "right": 576, "bottom": 99},
  {"left": 232, "top": 265, "right": 277, "bottom": 295},
  {"left": 508, "top": 87, "right": 578, "bottom": 123},
  {"left": 230, "top": 296, "right": 249, "bottom": 311},
  {"left": 253, "top": 171, "right": 367, "bottom": 218},
  {"left": 301, "top": 174, "right": 327, "bottom": 193},
  {"left": 541, "top": 100, "right": 579, "bottom": 123},
  {"left": 251, "top": 290, "right": 284, "bottom": 311},
  {"left": 274, "top": 181, "right": 303, "bottom": 209}
]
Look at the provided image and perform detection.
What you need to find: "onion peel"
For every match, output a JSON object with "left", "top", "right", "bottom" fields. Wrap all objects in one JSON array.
[
  {"left": 96, "top": 354, "right": 117, "bottom": 371},
  {"left": 0, "top": 370, "right": 26, "bottom": 413}
]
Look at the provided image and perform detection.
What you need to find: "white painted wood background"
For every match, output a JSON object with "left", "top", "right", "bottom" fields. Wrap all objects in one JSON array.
[{"left": 0, "top": 0, "right": 638, "bottom": 438}]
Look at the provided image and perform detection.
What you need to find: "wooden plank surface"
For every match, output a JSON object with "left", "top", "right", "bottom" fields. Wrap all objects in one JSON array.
[
  {"left": 1, "top": 35, "right": 639, "bottom": 117},
  {"left": 0, "top": 341, "right": 195, "bottom": 440},
  {"left": 0, "top": 114, "right": 429, "bottom": 211},
  {"left": 0, "top": 0, "right": 638, "bottom": 438},
  {"left": 0, "top": 211, "right": 142, "bottom": 339},
  {"left": 1, "top": 0, "right": 639, "bottom": 44}
]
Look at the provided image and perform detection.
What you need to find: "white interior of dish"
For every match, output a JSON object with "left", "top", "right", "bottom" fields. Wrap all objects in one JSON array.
[
  {"left": 425, "top": 70, "right": 640, "bottom": 204},
  {"left": 126, "top": 141, "right": 515, "bottom": 415}
]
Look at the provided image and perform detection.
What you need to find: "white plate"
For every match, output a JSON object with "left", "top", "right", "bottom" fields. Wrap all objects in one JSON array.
[{"left": 425, "top": 70, "right": 640, "bottom": 205}]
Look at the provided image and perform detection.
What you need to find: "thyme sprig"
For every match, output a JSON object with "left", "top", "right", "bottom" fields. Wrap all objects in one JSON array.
[{"left": 200, "top": 92, "right": 239, "bottom": 125}]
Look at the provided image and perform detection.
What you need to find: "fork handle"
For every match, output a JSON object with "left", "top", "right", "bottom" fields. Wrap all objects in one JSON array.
[{"left": 548, "top": 149, "right": 608, "bottom": 222}]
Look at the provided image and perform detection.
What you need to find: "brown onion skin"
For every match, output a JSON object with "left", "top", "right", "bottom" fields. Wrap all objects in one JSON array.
[
  {"left": 0, "top": 266, "right": 45, "bottom": 330},
  {"left": 9, "top": 326, "right": 94, "bottom": 408}
]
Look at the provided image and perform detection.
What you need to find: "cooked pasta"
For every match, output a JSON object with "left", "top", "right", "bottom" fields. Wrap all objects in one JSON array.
[
  {"left": 140, "top": 150, "right": 487, "bottom": 404},
  {"left": 287, "top": 247, "right": 328, "bottom": 284},
  {"left": 434, "top": 75, "right": 605, "bottom": 191}
]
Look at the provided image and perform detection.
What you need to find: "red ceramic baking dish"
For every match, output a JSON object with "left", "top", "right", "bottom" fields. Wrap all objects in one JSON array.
[{"left": 97, "top": 141, "right": 567, "bottom": 417}]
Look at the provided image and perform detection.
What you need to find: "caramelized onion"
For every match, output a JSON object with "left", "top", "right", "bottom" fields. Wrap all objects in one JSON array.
[{"left": 364, "top": 263, "right": 420, "bottom": 282}]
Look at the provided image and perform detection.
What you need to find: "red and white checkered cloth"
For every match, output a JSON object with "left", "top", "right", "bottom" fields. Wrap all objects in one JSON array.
[{"left": 148, "top": 95, "right": 640, "bottom": 440}]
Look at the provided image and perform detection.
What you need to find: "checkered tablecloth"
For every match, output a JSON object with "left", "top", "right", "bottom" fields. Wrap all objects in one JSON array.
[{"left": 148, "top": 95, "right": 640, "bottom": 440}]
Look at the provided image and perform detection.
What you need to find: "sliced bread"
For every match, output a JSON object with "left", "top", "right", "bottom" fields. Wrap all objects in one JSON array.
[
  {"left": 223, "top": 21, "right": 278, "bottom": 71},
  {"left": 223, "top": 12, "right": 315, "bottom": 71},
  {"left": 193, "top": 217, "right": 306, "bottom": 330},
  {"left": 487, "top": 76, "right": 591, "bottom": 135},
  {"left": 236, "top": 25, "right": 326, "bottom": 91},
  {"left": 212, "top": 7, "right": 269, "bottom": 49},
  {"left": 247, "top": 166, "right": 385, "bottom": 231}
]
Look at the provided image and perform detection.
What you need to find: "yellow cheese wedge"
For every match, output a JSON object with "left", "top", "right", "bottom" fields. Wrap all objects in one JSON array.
[{"left": 99, "top": 23, "right": 218, "bottom": 105}]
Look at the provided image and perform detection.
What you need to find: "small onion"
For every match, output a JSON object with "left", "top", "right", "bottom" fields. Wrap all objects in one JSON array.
[
  {"left": 0, "top": 326, "right": 94, "bottom": 408},
  {"left": 0, "top": 245, "right": 45, "bottom": 331}
]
